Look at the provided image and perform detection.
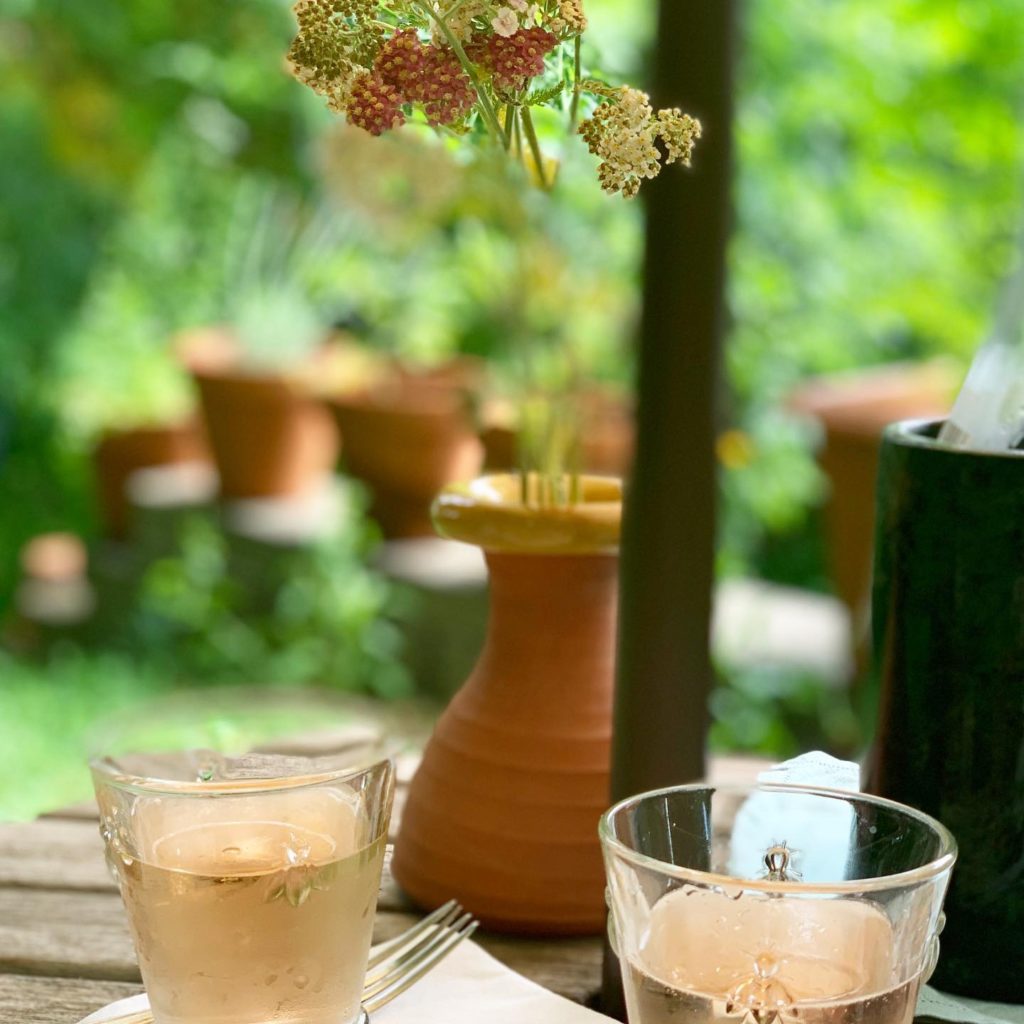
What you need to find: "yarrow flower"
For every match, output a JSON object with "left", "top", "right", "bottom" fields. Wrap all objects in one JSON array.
[
  {"left": 551, "top": 0, "right": 586, "bottom": 33},
  {"left": 579, "top": 86, "right": 701, "bottom": 197},
  {"left": 374, "top": 29, "right": 427, "bottom": 92},
  {"left": 374, "top": 29, "right": 476, "bottom": 127},
  {"left": 346, "top": 72, "right": 405, "bottom": 135},
  {"left": 657, "top": 107, "right": 702, "bottom": 167},
  {"left": 435, "top": 0, "right": 489, "bottom": 43},
  {"left": 287, "top": 0, "right": 699, "bottom": 196},
  {"left": 470, "top": 27, "right": 558, "bottom": 91},
  {"left": 491, "top": 7, "right": 519, "bottom": 37},
  {"left": 288, "top": 0, "right": 388, "bottom": 107}
]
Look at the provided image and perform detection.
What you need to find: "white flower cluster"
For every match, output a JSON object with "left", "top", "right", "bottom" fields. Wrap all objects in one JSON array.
[
  {"left": 434, "top": 0, "right": 491, "bottom": 42},
  {"left": 550, "top": 0, "right": 586, "bottom": 33},
  {"left": 579, "top": 86, "right": 701, "bottom": 197},
  {"left": 491, "top": 0, "right": 540, "bottom": 37}
]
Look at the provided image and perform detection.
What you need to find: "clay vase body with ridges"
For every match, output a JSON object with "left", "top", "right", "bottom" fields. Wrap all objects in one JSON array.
[{"left": 392, "top": 475, "right": 620, "bottom": 934}]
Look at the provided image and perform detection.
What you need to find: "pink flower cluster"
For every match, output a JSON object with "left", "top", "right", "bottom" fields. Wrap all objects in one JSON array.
[
  {"left": 469, "top": 27, "right": 557, "bottom": 92},
  {"left": 376, "top": 29, "right": 476, "bottom": 126},
  {"left": 345, "top": 29, "right": 476, "bottom": 134},
  {"left": 347, "top": 73, "right": 406, "bottom": 135}
]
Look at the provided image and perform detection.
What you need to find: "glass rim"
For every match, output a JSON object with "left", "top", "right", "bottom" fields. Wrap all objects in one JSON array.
[
  {"left": 90, "top": 750, "right": 394, "bottom": 798},
  {"left": 599, "top": 782, "right": 957, "bottom": 896}
]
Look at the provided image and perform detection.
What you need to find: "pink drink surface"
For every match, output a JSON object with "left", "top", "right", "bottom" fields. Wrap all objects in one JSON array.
[
  {"left": 113, "top": 788, "right": 384, "bottom": 1024},
  {"left": 625, "top": 889, "right": 923, "bottom": 1024}
]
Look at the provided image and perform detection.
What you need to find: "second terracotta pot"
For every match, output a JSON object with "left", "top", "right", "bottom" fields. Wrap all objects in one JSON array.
[
  {"left": 193, "top": 368, "right": 339, "bottom": 501},
  {"left": 93, "top": 422, "right": 208, "bottom": 539},
  {"left": 392, "top": 475, "right": 621, "bottom": 934},
  {"left": 329, "top": 372, "right": 483, "bottom": 538}
]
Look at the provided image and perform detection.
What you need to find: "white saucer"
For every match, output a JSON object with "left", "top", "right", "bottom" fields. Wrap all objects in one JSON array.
[
  {"left": 79, "top": 994, "right": 149, "bottom": 1024},
  {"left": 79, "top": 997, "right": 370, "bottom": 1024}
]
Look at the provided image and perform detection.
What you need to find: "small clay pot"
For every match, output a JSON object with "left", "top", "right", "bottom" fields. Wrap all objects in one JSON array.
[
  {"left": 93, "top": 422, "right": 208, "bottom": 539},
  {"left": 392, "top": 474, "right": 622, "bottom": 934},
  {"left": 328, "top": 369, "right": 483, "bottom": 538},
  {"left": 193, "top": 368, "right": 339, "bottom": 501}
]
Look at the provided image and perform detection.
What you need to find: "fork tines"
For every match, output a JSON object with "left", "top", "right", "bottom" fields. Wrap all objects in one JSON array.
[{"left": 363, "top": 901, "right": 479, "bottom": 1013}]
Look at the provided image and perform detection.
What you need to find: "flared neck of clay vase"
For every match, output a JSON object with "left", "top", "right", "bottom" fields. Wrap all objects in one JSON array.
[
  {"left": 434, "top": 475, "right": 622, "bottom": 709},
  {"left": 432, "top": 474, "right": 622, "bottom": 556}
]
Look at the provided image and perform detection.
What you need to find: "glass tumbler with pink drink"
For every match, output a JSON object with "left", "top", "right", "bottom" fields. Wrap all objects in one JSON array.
[
  {"left": 93, "top": 751, "right": 394, "bottom": 1024},
  {"left": 601, "top": 784, "right": 956, "bottom": 1024}
]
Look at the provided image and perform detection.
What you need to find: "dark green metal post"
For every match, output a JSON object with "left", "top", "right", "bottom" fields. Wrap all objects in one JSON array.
[{"left": 602, "top": 0, "right": 737, "bottom": 1014}]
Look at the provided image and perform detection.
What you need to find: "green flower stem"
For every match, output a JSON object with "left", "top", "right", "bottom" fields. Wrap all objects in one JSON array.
[
  {"left": 411, "top": 0, "right": 507, "bottom": 146},
  {"left": 520, "top": 105, "right": 550, "bottom": 191},
  {"left": 441, "top": 0, "right": 474, "bottom": 19},
  {"left": 504, "top": 102, "right": 516, "bottom": 149},
  {"left": 568, "top": 34, "right": 582, "bottom": 132}
]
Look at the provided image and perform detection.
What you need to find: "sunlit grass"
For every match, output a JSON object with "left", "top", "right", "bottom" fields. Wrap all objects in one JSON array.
[{"left": 0, "top": 653, "right": 372, "bottom": 821}]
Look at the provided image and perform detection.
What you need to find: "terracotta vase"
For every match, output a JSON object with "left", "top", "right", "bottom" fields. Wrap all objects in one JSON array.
[
  {"left": 193, "top": 368, "right": 339, "bottom": 500},
  {"left": 328, "top": 367, "right": 484, "bottom": 538},
  {"left": 392, "top": 474, "right": 622, "bottom": 934},
  {"left": 93, "top": 422, "right": 208, "bottom": 539}
]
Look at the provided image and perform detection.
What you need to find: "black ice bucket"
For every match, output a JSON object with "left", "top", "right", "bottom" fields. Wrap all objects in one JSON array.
[{"left": 868, "top": 419, "right": 1024, "bottom": 1003}]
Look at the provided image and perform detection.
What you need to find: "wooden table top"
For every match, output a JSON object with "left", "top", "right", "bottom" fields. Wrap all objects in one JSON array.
[{"left": 0, "top": 755, "right": 976, "bottom": 1024}]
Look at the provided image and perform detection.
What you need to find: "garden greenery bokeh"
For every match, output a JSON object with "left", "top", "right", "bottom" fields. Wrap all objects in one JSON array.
[{"left": 2, "top": 0, "right": 1022, "bottom": 815}]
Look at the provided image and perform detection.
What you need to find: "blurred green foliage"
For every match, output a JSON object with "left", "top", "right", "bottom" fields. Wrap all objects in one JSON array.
[
  {"left": 0, "top": 0, "right": 326, "bottom": 592},
  {"left": 2, "top": 0, "right": 1024, "bottom": 795},
  {"left": 725, "top": 0, "right": 1024, "bottom": 577},
  {"left": 0, "top": 651, "right": 168, "bottom": 819},
  {"left": 131, "top": 503, "right": 412, "bottom": 700},
  {"left": 0, "top": 650, "right": 390, "bottom": 820},
  {"left": 709, "top": 666, "right": 862, "bottom": 760}
]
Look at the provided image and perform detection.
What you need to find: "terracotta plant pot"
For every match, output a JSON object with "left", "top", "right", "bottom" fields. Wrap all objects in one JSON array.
[
  {"left": 93, "top": 422, "right": 208, "bottom": 539},
  {"left": 328, "top": 368, "right": 484, "bottom": 538},
  {"left": 193, "top": 368, "right": 339, "bottom": 501},
  {"left": 789, "top": 361, "right": 956, "bottom": 667},
  {"left": 392, "top": 474, "right": 622, "bottom": 934}
]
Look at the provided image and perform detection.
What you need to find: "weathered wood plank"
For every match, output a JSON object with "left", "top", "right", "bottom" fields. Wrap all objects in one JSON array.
[
  {"left": 0, "top": 886, "right": 601, "bottom": 1005},
  {"left": 0, "top": 889, "right": 138, "bottom": 982},
  {"left": 0, "top": 820, "right": 109, "bottom": 893},
  {"left": 0, "top": 974, "right": 143, "bottom": 1024}
]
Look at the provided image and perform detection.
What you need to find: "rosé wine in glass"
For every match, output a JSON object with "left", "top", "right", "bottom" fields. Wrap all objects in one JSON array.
[{"left": 93, "top": 752, "right": 393, "bottom": 1024}]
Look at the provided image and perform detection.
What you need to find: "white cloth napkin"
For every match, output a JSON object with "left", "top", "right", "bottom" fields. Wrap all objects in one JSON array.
[{"left": 78, "top": 937, "right": 611, "bottom": 1024}]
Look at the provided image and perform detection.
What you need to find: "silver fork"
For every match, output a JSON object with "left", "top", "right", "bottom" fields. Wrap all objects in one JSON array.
[{"left": 106, "top": 900, "right": 479, "bottom": 1024}]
